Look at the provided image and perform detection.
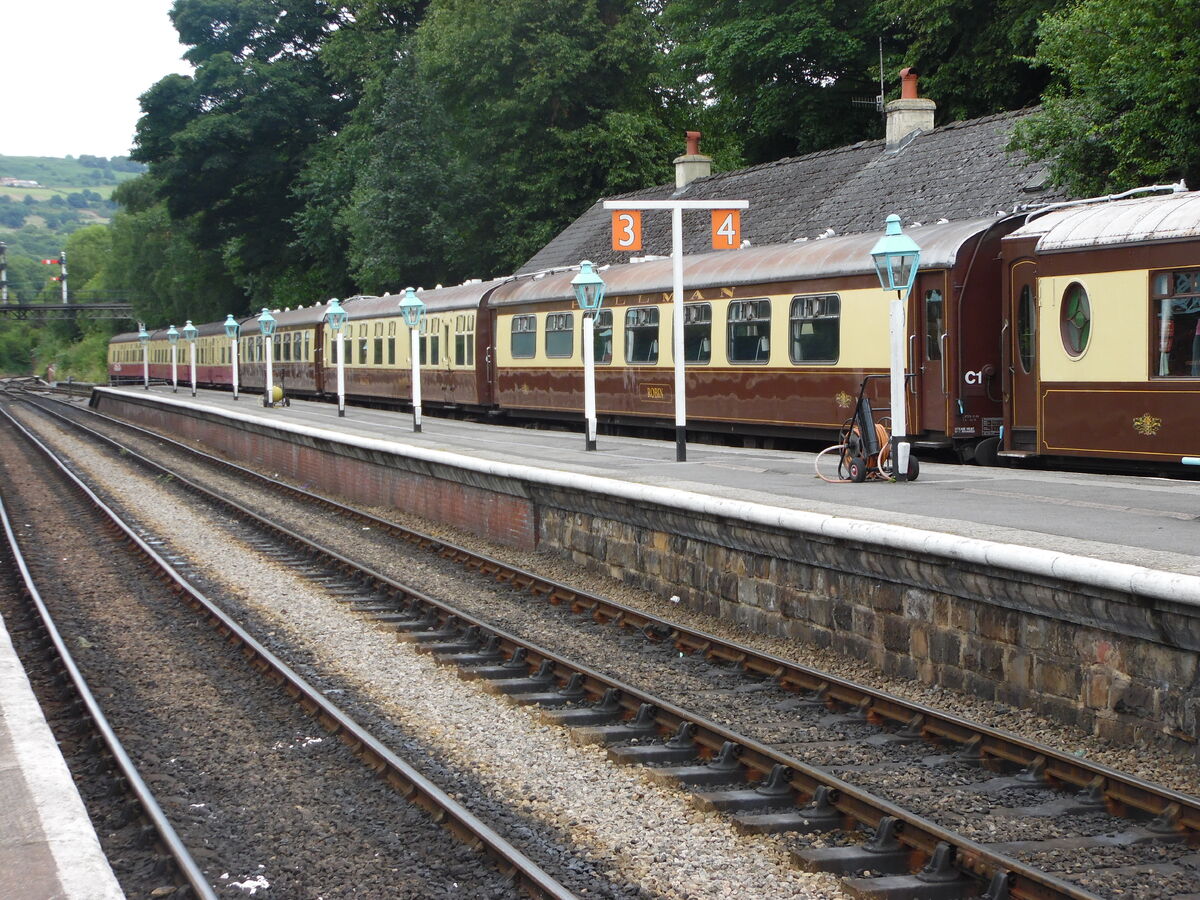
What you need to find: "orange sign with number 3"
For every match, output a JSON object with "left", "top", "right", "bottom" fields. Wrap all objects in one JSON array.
[
  {"left": 712, "top": 209, "right": 740, "bottom": 250},
  {"left": 611, "top": 210, "right": 643, "bottom": 252}
]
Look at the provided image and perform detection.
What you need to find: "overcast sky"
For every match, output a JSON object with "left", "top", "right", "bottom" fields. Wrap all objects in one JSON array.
[{"left": 2, "top": 0, "right": 192, "bottom": 159}]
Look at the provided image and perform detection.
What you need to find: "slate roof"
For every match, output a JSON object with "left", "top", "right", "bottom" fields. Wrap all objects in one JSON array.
[{"left": 518, "top": 109, "right": 1071, "bottom": 274}]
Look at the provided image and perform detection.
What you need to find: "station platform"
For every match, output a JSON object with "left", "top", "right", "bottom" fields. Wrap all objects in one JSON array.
[
  {"left": 0, "top": 612, "right": 123, "bottom": 899},
  {"left": 93, "top": 384, "right": 1200, "bottom": 579}
]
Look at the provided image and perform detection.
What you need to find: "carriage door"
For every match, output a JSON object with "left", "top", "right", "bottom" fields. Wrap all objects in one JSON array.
[
  {"left": 1008, "top": 260, "right": 1039, "bottom": 437},
  {"left": 914, "top": 274, "right": 947, "bottom": 436}
]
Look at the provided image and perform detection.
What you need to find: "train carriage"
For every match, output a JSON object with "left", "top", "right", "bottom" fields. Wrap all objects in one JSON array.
[
  {"left": 1000, "top": 190, "right": 1200, "bottom": 465},
  {"left": 316, "top": 283, "right": 501, "bottom": 411},
  {"left": 235, "top": 306, "right": 323, "bottom": 397},
  {"left": 489, "top": 219, "right": 1011, "bottom": 455}
]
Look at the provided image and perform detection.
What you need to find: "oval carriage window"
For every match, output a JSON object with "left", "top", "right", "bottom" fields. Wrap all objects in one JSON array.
[{"left": 1059, "top": 282, "right": 1091, "bottom": 358}]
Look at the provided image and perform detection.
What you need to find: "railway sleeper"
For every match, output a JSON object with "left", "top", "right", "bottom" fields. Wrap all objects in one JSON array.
[{"left": 842, "top": 842, "right": 977, "bottom": 899}]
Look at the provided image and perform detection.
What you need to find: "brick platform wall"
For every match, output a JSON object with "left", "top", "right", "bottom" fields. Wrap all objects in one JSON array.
[
  {"left": 95, "top": 392, "right": 1200, "bottom": 755},
  {"left": 98, "top": 395, "right": 538, "bottom": 551}
]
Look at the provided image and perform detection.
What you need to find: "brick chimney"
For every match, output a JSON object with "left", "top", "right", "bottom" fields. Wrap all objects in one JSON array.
[
  {"left": 885, "top": 68, "right": 936, "bottom": 149},
  {"left": 674, "top": 130, "right": 712, "bottom": 188}
]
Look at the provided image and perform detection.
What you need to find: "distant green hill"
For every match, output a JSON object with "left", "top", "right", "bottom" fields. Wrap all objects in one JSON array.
[
  {"left": 0, "top": 154, "right": 147, "bottom": 260},
  {"left": 0, "top": 154, "right": 144, "bottom": 190}
]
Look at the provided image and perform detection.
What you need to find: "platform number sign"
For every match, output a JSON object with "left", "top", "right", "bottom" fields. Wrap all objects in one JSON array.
[
  {"left": 611, "top": 210, "right": 643, "bottom": 252},
  {"left": 711, "top": 210, "right": 741, "bottom": 250}
]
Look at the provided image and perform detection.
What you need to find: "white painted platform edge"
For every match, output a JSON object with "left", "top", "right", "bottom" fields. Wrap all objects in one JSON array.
[
  {"left": 0, "top": 617, "right": 123, "bottom": 899},
  {"left": 102, "top": 388, "right": 1200, "bottom": 606}
]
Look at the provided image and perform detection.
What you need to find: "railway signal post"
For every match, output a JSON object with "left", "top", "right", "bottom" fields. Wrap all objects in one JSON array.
[
  {"left": 183, "top": 321, "right": 198, "bottom": 397},
  {"left": 400, "top": 288, "right": 426, "bottom": 433},
  {"left": 167, "top": 325, "right": 180, "bottom": 393},
  {"left": 325, "top": 298, "right": 348, "bottom": 417},
  {"left": 870, "top": 215, "right": 921, "bottom": 482},
  {"left": 604, "top": 198, "right": 748, "bottom": 461},
  {"left": 571, "top": 261, "right": 607, "bottom": 451},
  {"left": 224, "top": 315, "right": 240, "bottom": 400}
]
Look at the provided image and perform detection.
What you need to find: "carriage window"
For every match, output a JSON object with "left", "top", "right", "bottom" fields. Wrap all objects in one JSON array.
[
  {"left": 388, "top": 337, "right": 396, "bottom": 365},
  {"left": 511, "top": 315, "right": 536, "bottom": 358},
  {"left": 1060, "top": 282, "right": 1091, "bottom": 358},
  {"left": 789, "top": 294, "right": 839, "bottom": 364},
  {"left": 923, "top": 291, "right": 942, "bottom": 362},
  {"left": 453, "top": 314, "right": 475, "bottom": 367},
  {"left": 545, "top": 312, "right": 574, "bottom": 358},
  {"left": 420, "top": 319, "right": 440, "bottom": 366},
  {"left": 625, "top": 307, "right": 660, "bottom": 364},
  {"left": 581, "top": 310, "right": 613, "bottom": 364},
  {"left": 1017, "top": 285, "right": 1035, "bottom": 374},
  {"left": 294, "top": 332, "right": 302, "bottom": 361},
  {"left": 374, "top": 337, "right": 384, "bottom": 365},
  {"left": 684, "top": 303, "right": 712, "bottom": 364},
  {"left": 304, "top": 332, "right": 310, "bottom": 361},
  {"left": 1152, "top": 270, "right": 1200, "bottom": 377},
  {"left": 728, "top": 299, "right": 771, "bottom": 364}
]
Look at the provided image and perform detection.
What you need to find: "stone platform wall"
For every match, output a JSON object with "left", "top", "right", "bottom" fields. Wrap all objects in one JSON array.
[{"left": 94, "top": 391, "right": 1200, "bottom": 754}]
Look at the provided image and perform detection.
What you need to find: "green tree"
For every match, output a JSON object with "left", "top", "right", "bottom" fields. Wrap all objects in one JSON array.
[
  {"left": 134, "top": 0, "right": 353, "bottom": 305},
  {"left": 1011, "top": 0, "right": 1200, "bottom": 193},
  {"left": 878, "top": 0, "right": 1060, "bottom": 122},
  {"left": 416, "top": 0, "right": 672, "bottom": 272},
  {"left": 660, "top": 0, "right": 888, "bottom": 164},
  {"left": 104, "top": 176, "right": 241, "bottom": 327},
  {"left": 64, "top": 225, "right": 112, "bottom": 294}
]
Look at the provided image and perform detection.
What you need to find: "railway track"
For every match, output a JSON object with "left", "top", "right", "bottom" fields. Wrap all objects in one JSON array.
[
  {"left": 0, "top": 399, "right": 577, "bottom": 899},
  {"left": 13, "top": 390, "right": 1200, "bottom": 899}
]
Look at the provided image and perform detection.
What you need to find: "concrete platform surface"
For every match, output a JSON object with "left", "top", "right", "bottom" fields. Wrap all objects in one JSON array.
[
  {"left": 0, "top": 612, "right": 123, "bottom": 899},
  {"left": 97, "top": 385, "right": 1200, "bottom": 578}
]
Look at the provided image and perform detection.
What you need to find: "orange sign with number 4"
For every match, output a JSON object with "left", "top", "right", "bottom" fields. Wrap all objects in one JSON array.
[
  {"left": 611, "top": 210, "right": 643, "bottom": 252},
  {"left": 712, "top": 209, "right": 740, "bottom": 249}
]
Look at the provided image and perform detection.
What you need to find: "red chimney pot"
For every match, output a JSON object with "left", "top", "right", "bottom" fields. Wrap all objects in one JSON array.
[
  {"left": 899, "top": 68, "right": 920, "bottom": 100},
  {"left": 685, "top": 131, "right": 702, "bottom": 156}
]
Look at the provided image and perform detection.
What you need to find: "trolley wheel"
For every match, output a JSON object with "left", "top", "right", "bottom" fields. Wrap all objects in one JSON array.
[
  {"left": 848, "top": 457, "right": 868, "bottom": 483},
  {"left": 906, "top": 454, "right": 919, "bottom": 481}
]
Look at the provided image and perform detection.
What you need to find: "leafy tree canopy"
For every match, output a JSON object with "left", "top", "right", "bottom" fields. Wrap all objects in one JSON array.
[{"left": 1011, "top": 0, "right": 1200, "bottom": 193}]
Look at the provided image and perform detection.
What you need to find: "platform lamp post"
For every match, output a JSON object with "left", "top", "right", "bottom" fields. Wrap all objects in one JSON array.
[
  {"left": 325, "top": 298, "right": 348, "bottom": 417},
  {"left": 166, "top": 325, "right": 179, "bottom": 393},
  {"left": 138, "top": 323, "right": 150, "bottom": 389},
  {"left": 399, "top": 288, "right": 426, "bottom": 433},
  {"left": 183, "top": 320, "right": 198, "bottom": 397},
  {"left": 258, "top": 308, "right": 277, "bottom": 407},
  {"left": 224, "top": 314, "right": 240, "bottom": 401},
  {"left": 571, "top": 261, "right": 606, "bottom": 451},
  {"left": 870, "top": 214, "right": 921, "bottom": 482}
]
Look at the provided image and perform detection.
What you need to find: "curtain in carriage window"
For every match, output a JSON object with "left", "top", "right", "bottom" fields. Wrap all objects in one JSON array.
[{"left": 1151, "top": 271, "right": 1200, "bottom": 377}]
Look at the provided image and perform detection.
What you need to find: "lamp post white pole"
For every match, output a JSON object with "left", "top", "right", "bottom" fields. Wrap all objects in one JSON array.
[
  {"left": 167, "top": 325, "right": 179, "bottom": 393},
  {"left": 410, "top": 325, "right": 421, "bottom": 432},
  {"left": 399, "top": 288, "right": 426, "bottom": 433},
  {"left": 224, "top": 315, "right": 240, "bottom": 401},
  {"left": 602, "top": 198, "right": 747, "bottom": 462},
  {"left": 889, "top": 292, "right": 909, "bottom": 478},
  {"left": 138, "top": 324, "right": 149, "bottom": 389},
  {"left": 583, "top": 313, "right": 596, "bottom": 448},
  {"left": 258, "top": 308, "right": 277, "bottom": 408},
  {"left": 870, "top": 214, "right": 921, "bottom": 482},
  {"left": 324, "top": 298, "right": 348, "bottom": 417},
  {"left": 571, "top": 261, "right": 606, "bottom": 451},
  {"left": 183, "top": 321, "right": 198, "bottom": 397},
  {"left": 671, "top": 206, "right": 686, "bottom": 459}
]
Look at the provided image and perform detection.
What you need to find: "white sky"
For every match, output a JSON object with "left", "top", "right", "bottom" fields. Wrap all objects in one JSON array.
[{"left": 1, "top": 0, "right": 192, "bottom": 159}]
